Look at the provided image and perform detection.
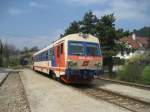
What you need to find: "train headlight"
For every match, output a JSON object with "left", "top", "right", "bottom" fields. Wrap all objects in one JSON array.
[
  {"left": 94, "top": 62, "right": 102, "bottom": 67},
  {"left": 67, "top": 60, "right": 77, "bottom": 68}
]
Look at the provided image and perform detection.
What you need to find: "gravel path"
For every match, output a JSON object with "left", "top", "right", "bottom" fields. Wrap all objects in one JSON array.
[
  {"left": 0, "top": 72, "right": 30, "bottom": 112},
  {"left": 21, "top": 69, "right": 132, "bottom": 112}
]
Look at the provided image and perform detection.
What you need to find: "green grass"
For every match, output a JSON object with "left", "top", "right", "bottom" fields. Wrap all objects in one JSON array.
[{"left": 141, "top": 66, "right": 150, "bottom": 85}]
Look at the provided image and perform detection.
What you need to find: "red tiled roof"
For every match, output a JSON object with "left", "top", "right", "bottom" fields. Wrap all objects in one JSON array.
[
  {"left": 136, "top": 37, "right": 149, "bottom": 47},
  {"left": 120, "top": 36, "right": 149, "bottom": 49}
]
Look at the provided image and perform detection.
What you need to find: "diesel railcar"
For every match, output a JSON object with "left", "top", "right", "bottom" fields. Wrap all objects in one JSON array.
[{"left": 32, "top": 33, "right": 103, "bottom": 83}]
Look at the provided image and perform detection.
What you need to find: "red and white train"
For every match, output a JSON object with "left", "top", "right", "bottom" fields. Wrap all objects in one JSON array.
[{"left": 32, "top": 33, "right": 103, "bottom": 83}]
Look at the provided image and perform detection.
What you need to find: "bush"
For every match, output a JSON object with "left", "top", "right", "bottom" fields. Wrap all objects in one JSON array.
[
  {"left": 117, "top": 52, "right": 150, "bottom": 85},
  {"left": 127, "top": 54, "right": 144, "bottom": 64},
  {"left": 141, "top": 66, "right": 150, "bottom": 84},
  {"left": 113, "top": 57, "right": 125, "bottom": 65},
  {"left": 117, "top": 64, "right": 144, "bottom": 82},
  {"left": 8, "top": 57, "right": 19, "bottom": 67},
  {"left": 128, "top": 52, "right": 150, "bottom": 65}
]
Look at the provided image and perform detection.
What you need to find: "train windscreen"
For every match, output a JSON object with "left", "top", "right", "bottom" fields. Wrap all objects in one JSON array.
[
  {"left": 68, "top": 41, "right": 101, "bottom": 56},
  {"left": 86, "top": 43, "right": 100, "bottom": 56},
  {"left": 68, "top": 42, "right": 84, "bottom": 56}
]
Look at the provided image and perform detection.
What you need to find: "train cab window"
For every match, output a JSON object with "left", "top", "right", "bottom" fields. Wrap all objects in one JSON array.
[
  {"left": 86, "top": 43, "right": 100, "bottom": 56},
  {"left": 61, "top": 43, "right": 63, "bottom": 54},
  {"left": 68, "top": 41, "right": 84, "bottom": 56}
]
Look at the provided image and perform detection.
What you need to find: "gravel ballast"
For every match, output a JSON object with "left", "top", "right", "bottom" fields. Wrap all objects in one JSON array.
[{"left": 0, "top": 72, "right": 30, "bottom": 112}]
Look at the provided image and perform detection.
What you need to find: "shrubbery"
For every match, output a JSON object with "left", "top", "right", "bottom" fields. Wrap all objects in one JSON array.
[
  {"left": 117, "top": 64, "right": 144, "bottom": 82},
  {"left": 113, "top": 57, "right": 125, "bottom": 65},
  {"left": 117, "top": 52, "right": 150, "bottom": 85},
  {"left": 9, "top": 57, "right": 19, "bottom": 67},
  {"left": 141, "top": 66, "right": 150, "bottom": 85}
]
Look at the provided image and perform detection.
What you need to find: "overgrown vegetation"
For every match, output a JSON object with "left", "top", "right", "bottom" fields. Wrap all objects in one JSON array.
[
  {"left": 141, "top": 66, "right": 150, "bottom": 85},
  {"left": 117, "top": 51, "right": 150, "bottom": 85},
  {"left": 117, "top": 64, "right": 144, "bottom": 82},
  {"left": 113, "top": 57, "right": 125, "bottom": 65}
]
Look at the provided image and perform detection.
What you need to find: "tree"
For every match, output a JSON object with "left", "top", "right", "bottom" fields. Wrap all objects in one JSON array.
[
  {"left": 148, "top": 38, "right": 150, "bottom": 48},
  {"left": 116, "top": 28, "right": 130, "bottom": 39},
  {"left": 30, "top": 46, "right": 39, "bottom": 52},
  {"left": 95, "top": 14, "right": 116, "bottom": 73},
  {"left": 133, "top": 26, "right": 150, "bottom": 38},
  {"left": 0, "top": 39, "right": 3, "bottom": 66},
  {"left": 80, "top": 10, "right": 98, "bottom": 35},
  {"left": 62, "top": 10, "right": 98, "bottom": 37},
  {"left": 63, "top": 21, "right": 80, "bottom": 37}
]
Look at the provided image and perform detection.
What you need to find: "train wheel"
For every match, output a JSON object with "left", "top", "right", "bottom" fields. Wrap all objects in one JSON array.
[
  {"left": 32, "top": 66, "right": 34, "bottom": 70},
  {"left": 52, "top": 73, "right": 57, "bottom": 80}
]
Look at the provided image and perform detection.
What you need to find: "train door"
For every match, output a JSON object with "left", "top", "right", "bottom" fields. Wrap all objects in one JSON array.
[{"left": 56, "top": 42, "right": 65, "bottom": 75}]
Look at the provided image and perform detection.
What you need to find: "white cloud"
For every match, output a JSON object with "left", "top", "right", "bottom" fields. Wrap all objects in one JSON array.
[
  {"left": 8, "top": 1, "right": 48, "bottom": 15},
  {"left": 65, "top": 0, "right": 150, "bottom": 22},
  {"left": 93, "top": 0, "right": 150, "bottom": 21},
  {"left": 29, "top": 1, "right": 48, "bottom": 8}
]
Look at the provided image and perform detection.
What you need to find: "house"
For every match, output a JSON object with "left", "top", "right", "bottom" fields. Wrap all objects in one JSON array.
[{"left": 116, "top": 34, "right": 149, "bottom": 59}]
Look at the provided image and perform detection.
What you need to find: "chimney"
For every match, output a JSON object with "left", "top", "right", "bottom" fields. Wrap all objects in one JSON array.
[{"left": 132, "top": 33, "right": 136, "bottom": 40}]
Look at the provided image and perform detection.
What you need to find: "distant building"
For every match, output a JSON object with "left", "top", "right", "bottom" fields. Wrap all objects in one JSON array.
[
  {"left": 120, "top": 34, "right": 149, "bottom": 49},
  {"left": 116, "top": 34, "right": 149, "bottom": 59}
]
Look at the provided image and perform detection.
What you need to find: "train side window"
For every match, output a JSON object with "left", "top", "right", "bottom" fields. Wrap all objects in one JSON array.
[
  {"left": 49, "top": 48, "right": 54, "bottom": 60},
  {"left": 40, "top": 54, "right": 42, "bottom": 61},
  {"left": 44, "top": 52, "right": 46, "bottom": 61},
  {"left": 43, "top": 52, "right": 45, "bottom": 61},
  {"left": 37, "top": 55, "right": 39, "bottom": 61},
  {"left": 61, "top": 43, "right": 63, "bottom": 54},
  {"left": 48, "top": 49, "right": 50, "bottom": 60},
  {"left": 46, "top": 51, "right": 48, "bottom": 60},
  {"left": 44, "top": 52, "right": 47, "bottom": 61},
  {"left": 41, "top": 53, "right": 42, "bottom": 61},
  {"left": 42, "top": 53, "right": 44, "bottom": 61},
  {"left": 37, "top": 55, "right": 38, "bottom": 61}
]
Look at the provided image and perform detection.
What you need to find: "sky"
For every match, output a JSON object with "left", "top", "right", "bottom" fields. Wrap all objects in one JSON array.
[{"left": 0, "top": 0, "right": 150, "bottom": 49}]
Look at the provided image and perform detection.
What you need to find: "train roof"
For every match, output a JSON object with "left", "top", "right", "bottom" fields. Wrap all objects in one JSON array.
[{"left": 33, "top": 33, "right": 99, "bottom": 56}]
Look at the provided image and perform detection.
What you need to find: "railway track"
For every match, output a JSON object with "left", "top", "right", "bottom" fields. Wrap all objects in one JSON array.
[
  {"left": 0, "top": 70, "right": 20, "bottom": 87},
  {"left": 97, "top": 77, "right": 150, "bottom": 90},
  {"left": 71, "top": 84, "right": 150, "bottom": 112},
  {"left": 0, "top": 73, "right": 9, "bottom": 87}
]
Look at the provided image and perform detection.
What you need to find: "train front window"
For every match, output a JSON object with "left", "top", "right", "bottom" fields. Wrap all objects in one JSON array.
[
  {"left": 86, "top": 43, "right": 100, "bottom": 56},
  {"left": 68, "top": 42, "right": 84, "bottom": 56}
]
